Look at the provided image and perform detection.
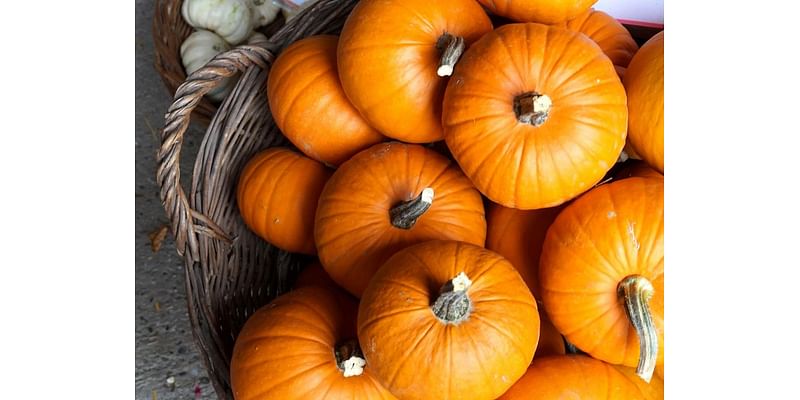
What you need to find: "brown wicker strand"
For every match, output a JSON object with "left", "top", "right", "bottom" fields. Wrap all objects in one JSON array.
[{"left": 156, "top": 1, "right": 359, "bottom": 398}]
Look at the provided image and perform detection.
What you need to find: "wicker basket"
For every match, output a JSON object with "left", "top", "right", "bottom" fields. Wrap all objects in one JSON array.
[
  {"left": 152, "top": 0, "right": 288, "bottom": 126},
  {"left": 155, "top": 1, "right": 357, "bottom": 398}
]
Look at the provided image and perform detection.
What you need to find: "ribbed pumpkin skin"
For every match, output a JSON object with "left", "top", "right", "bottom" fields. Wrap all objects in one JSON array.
[
  {"left": 358, "top": 241, "right": 540, "bottom": 400},
  {"left": 478, "top": 0, "right": 597, "bottom": 24},
  {"left": 236, "top": 148, "right": 331, "bottom": 254},
  {"left": 499, "top": 355, "right": 664, "bottom": 399},
  {"left": 230, "top": 286, "right": 396, "bottom": 400},
  {"left": 314, "top": 142, "right": 486, "bottom": 298},
  {"left": 540, "top": 177, "right": 664, "bottom": 368},
  {"left": 486, "top": 203, "right": 562, "bottom": 299},
  {"left": 442, "top": 23, "right": 627, "bottom": 209},
  {"left": 337, "top": 0, "right": 492, "bottom": 143},
  {"left": 557, "top": 9, "right": 639, "bottom": 73},
  {"left": 624, "top": 31, "right": 664, "bottom": 173},
  {"left": 268, "top": 35, "right": 385, "bottom": 167}
]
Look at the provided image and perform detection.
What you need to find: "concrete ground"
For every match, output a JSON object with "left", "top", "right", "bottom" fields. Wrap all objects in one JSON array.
[{"left": 135, "top": 0, "right": 215, "bottom": 398}]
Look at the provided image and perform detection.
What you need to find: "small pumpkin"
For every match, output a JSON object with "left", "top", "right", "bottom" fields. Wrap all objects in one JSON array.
[
  {"left": 181, "top": 0, "right": 254, "bottom": 45},
  {"left": 268, "top": 35, "right": 385, "bottom": 167},
  {"left": 249, "top": 0, "right": 280, "bottom": 27},
  {"left": 540, "top": 177, "right": 664, "bottom": 382},
  {"left": 477, "top": 0, "right": 597, "bottom": 24},
  {"left": 358, "top": 240, "right": 540, "bottom": 400},
  {"left": 231, "top": 286, "right": 396, "bottom": 399},
  {"left": 337, "top": 0, "right": 493, "bottom": 143},
  {"left": 236, "top": 148, "right": 331, "bottom": 255},
  {"left": 486, "top": 202, "right": 562, "bottom": 299},
  {"left": 443, "top": 23, "right": 627, "bottom": 209},
  {"left": 624, "top": 31, "right": 664, "bottom": 173},
  {"left": 314, "top": 142, "right": 486, "bottom": 297},
  {"left": 499, "top": 355, "right": 664, "bottom": 399},
  {"left": 556, "top": 8, "right": 639, "bottom": 77}
]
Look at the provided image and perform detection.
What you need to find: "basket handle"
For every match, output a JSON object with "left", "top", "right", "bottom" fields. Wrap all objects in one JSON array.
[{"left": 156, "top": 45, "right": 275, "bottom": 260}]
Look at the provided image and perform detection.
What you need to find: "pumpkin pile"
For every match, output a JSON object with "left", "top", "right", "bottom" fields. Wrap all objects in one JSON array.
[{"left": 229, "top": 0, "right": 664, "bottom": 398}]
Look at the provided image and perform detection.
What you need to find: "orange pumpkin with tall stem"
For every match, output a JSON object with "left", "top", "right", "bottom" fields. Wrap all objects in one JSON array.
[{"left": 540, "top": 177, "right": 664, "bottom": 382}]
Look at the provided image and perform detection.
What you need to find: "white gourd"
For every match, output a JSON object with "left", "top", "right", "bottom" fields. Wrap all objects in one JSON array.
[
  {"left": 182, "top": 0, "right": 254, "bottom": 45},
  {"left": 250, "top": 0, "right": 281, "bottom": 27},
  {"left": 180, "top": 30, "right": 269, "bottom": 103},
  {"left": 180, "top": 30, "right": 234, "bottom": 102}
]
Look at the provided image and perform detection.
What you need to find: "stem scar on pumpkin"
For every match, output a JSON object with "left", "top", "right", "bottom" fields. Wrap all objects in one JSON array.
[
  {"left": 436, "top": 33, "right": 465, "bottom": 77},
  {"left": 389, "top": 187, "right": 435, "bottom": 229},
  {"left": 431, "top": 272, "right": 473, "bottom": 324},
  {"left": 514, "top": 92, "right": 552, "bottom": 127},
  {"left": 618, "top": 275, "right": 658, "bottom": 383},
  {"left": 335, "top": 339, "right": 366, "bottom": 377}
]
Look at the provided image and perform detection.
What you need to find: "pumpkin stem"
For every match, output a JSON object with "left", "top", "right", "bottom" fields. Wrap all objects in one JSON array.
[
  {"left": 431, "top": 272, "right": 473, "bottom": 324},
  {"left": 436, "top": 33, "right": 465, "bottom": 77},
  {"left": 335, "top": 339, "right": 366, "bottom": 377},
  {"left": 390, "top": 188, "right": 434, "bottom": 230},
  {"left": 514, "top": 92, "right": 552, "bottom": 127},
  {"left": 618, "top": 275, "right": 658, "bottom": 383}
]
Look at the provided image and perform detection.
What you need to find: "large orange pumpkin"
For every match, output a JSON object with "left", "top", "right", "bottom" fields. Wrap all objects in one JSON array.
[
  {"left": 442, "top": 23, "right": 627, "bottom": 210},
  {"left": 557, "top": 8, "right": 639, "bottom": 77},
  {"left": 236, "top": 148, "right": 331, "bottom": 254},
  {"left": 540, "top": 177, "right": 664, "bottom": 382},
  {"left": 314, "top": 142, "right": 486, "bottom": 298},
  {"left": 268, "top": 35, "right": 385, "bottom": 167},
  {"left": 231, "top": 286, "right": 395, "bottom": 399},
  {"left": 358, "top": 240, "right": 540, "bottom": 400},
  {"left": 477, "top": 0, "right": 597, "bottom": 24},
  {"left": 486, "top": 202, "right": 562, "bottom": 299},
  {"left": 337, "top": 0, "right": 493, "bottom": 143},
  {"left": 499, "top": 355, "right": 664, "bottom": 399},
  {"left": 624, "top": 31, "right": 664, "bottom": 173}
]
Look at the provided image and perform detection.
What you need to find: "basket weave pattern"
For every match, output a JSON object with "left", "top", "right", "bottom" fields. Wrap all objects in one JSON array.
[{"left": 155, "top": 1, "right": 358, "bottom": 398}]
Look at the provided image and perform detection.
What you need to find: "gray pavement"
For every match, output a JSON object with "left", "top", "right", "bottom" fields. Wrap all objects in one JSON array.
[{"left": 135, "top": 0, "right": 216, "bottom": 398}]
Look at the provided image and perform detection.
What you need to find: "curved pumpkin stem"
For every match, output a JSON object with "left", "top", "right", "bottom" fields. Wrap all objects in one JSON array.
[
  {"left": 514, "top": 92, "right": 552, "bottom": 127},
  {"left": 618, "top": 275, "right": 658, "bottom": 383},
  {"left": 431, "top": 272, "right": 472, "bottom": 324},
  {"left": 390, "top": 187, "right": 434, "bottom": 230},
  {"left": 335, "top": 339, "right": 366, "bottom": 377},
  {"left": 436, "top": 33, "right": 465, "bottom": 77}
]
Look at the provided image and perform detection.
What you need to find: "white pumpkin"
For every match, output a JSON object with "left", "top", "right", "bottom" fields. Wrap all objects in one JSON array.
[
  {"left": 180, "top": 31, "right": 269, "bottom": 103},
  {"left": 182, "top": 0, "right": 254, "bottom": 45},
  {"left": 250, "top": 0, "right": 281, "bottom": 27},
  {"left": 280, "top": 0, "right": 319, "bottom": 21}
]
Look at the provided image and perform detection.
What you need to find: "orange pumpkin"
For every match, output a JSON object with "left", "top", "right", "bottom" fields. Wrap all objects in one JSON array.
[
  {"left": 314, "top": 142, "right": 486, "bottom": 297},
  {"left": 358, "top": 240, "right": 540, "bottom": 400},
  {"left": 236, "top": 148, "right": 331, "bottom": 254},
  {"left": 557, "top": 9, "right": 639, "bottom": 76},
  {"left": 442, "top": 23, "right": 627, "bottom": 210},
  {"left": 499, "top": 355, "right": 664, "bottom": 399},
  {"left": 477, "top": 0, "right": 597, "bottom": 24},
  {"left": 486, "top": 202, "right": 562, "bottom": 299},
  {"left": 231, "top": 286, "right": 395, "bottom": 399},
  {"left": 624, "top": 31, "right": 664, "bottom": 173},
  {"left": 293, "top": 260, "right": 338, "bottom": 289},
  {"left": 540, "top": 177, "right": 664, "bottom": 382},
  {"left": 337, "top": 0, "right": 493, "bottom": 143},
  {"left": 268, "top": 35, "right": 385, "bottom": 167}
]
